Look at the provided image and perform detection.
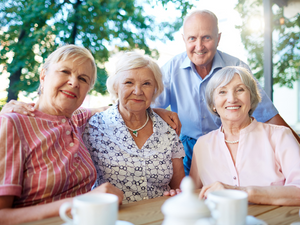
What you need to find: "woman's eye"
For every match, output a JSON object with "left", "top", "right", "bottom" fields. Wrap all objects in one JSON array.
[
  {"left": 237, "top": 88, "right": 244, "bottom": 92},
  {"left": 144, "top": 82, "right": 151, "bottom": 85},
  {"left": 219, "top": 91, "right": 225, "bottom": 94},
  {"left": 80, "top": 77, "right": 87, "bottom": 82}
]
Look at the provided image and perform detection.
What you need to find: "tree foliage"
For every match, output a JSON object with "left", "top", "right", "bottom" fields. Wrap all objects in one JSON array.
[
  {"left": 0, "top": 0, "right": 194, "bottom": 102},
  {"left": 235, "top": 0, "right": 300, "bottom": 88}
]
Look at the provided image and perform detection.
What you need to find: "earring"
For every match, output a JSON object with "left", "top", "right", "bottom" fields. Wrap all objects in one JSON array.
[{"left": 213, "top": 107, "right": 216, "bottom": 112}]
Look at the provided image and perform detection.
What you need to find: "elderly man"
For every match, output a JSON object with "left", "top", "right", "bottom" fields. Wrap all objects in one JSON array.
[{"left": 154, "top": 9, "right": 300, "bottom": 175}]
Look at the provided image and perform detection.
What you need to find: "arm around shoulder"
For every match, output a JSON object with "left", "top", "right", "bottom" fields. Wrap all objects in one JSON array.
[
  {"left": 152, "top": 108, "right": 181, "bottom": 135},
  {"left": 245, "top": 185, "right": 300, "bottom": 205}
]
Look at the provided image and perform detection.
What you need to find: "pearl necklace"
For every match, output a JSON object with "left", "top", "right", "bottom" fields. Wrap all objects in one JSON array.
[
  {"left": 222, "top": 118, "right": 253, "bottom": 144},
  {"left": 125, "top": 113, "right": 149, "bottom": 137}
]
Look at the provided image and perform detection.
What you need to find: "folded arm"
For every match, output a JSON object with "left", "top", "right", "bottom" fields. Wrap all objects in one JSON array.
[
  {"left": 199, "top": 181, "right": 300, "bottom": 206},
  {"left": 164, "top": 158, "right": 185, "bottom": 196},
  {"left": 0, "top": 182, "right": 123, "bottom": 225},
  {"left": 0, "top": 196, "right": 71, "bottom": 225}
]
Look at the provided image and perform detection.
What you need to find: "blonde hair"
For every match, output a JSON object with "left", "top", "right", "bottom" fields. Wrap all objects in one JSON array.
[{"left": 38, "top": 45, "right": 97, "bottom": 94}]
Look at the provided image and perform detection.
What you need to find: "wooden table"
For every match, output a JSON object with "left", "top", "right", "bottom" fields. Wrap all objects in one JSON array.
[{"left": 22, "top": 195, "right": 300, "bottom": 225}]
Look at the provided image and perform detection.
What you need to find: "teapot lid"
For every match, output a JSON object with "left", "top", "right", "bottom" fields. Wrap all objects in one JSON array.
[{"left": 161, "top": 176, "right": 210, "bottom": 217}]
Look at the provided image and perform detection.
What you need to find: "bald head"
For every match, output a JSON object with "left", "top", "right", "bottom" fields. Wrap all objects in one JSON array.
[
  {"left": 182, "top": 9, "right": 221, "bottom": 76},
  {"left": 183, "top": 10, "right": 219, "bottom": 35}
]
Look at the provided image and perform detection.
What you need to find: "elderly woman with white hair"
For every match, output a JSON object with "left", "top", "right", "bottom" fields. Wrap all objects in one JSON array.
[
  {"left": 82, "top": 51, "right": 185, "bottom": 204},
  {"left": 190, "top": 66, "right": 300, "bottom": 205}
]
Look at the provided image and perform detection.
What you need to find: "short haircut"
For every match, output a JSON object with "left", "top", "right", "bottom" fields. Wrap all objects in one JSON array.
[
  {"left": 38, "top": 44, "right": 97, "bottom": 94},
  {"left": 106, "top": 51, "right": 164, "bottom": 103},
  {"left": 205, "top": 66, "right": 262, "bottom": 117},
  {"left": 183, "top": 9, "right": 219, "bottom": 34}
]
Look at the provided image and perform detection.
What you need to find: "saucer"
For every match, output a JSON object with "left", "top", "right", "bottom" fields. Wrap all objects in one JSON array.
[
  {"left": 116, "top": 220, "right": 134, "bottom": 225},
  {"left": 246, "top": 215, "right": 267, "bottom": 225},
  {"left": 196, "top": 215, "right": 267, "bottom": 225},
  {"left": 62, "top": 220, "right": 134, "bottom": 225}
]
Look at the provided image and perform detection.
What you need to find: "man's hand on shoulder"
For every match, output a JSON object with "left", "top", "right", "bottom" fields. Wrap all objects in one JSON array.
[{"left": 152, "top": 108, "right": 181, "bottom": 135}]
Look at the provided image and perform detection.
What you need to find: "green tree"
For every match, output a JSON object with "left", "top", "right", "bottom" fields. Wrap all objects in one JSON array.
[
  {"left": 235, "top": 0, "right": 300, "bottom": 88},
  {"left": 0, "top": 0, "right": 194, "bottom": 102}
]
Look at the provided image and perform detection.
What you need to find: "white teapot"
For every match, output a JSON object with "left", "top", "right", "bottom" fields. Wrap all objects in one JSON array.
[{"left": 161, "top": 176, "right": 211, "bottom": 225}]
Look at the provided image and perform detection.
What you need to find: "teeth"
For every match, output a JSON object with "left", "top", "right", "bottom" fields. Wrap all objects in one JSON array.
[
  {"left": 195, "top": 52, "right": 204, "bottom": 55},
  {"left": 61, "top": 91, "right": 75, "bottom": 97},
  {"left": 226, "top": 107, "right": 240, "bottom": 110}
]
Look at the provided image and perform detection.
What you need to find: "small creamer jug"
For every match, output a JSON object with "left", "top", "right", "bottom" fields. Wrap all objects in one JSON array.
[{"left": 161, "top": 176, "right": 211, "bottom": 225}]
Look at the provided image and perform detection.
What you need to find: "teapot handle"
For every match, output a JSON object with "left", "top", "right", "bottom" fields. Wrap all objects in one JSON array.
[{"left": 205, "top": 199, "right": 219, "bottom": 221}]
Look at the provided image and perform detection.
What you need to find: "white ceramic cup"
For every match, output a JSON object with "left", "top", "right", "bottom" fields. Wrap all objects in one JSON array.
[
  {"left": 59, "top": 193, "right": 118, "bottom": 225},
  {"left": 206, "top": 190, "right": 248, "bottom": 225}
]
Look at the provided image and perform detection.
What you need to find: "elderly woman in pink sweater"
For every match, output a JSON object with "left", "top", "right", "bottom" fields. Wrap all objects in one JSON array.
[{"left": 190, "top": 66, "right": 300, "bottom": 205}]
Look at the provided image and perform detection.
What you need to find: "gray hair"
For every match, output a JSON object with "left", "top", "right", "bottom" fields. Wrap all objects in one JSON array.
[
  {"left": 106, "top": 51, "right": 164, "bottom": 103},
  {"left": 38, "top": 44, "right": 97, "bottom": 94},
  {"left": 205, "top": 66, "right": 262, "bottom": 117},
  {"left": 183, "top": 9, "right": 219, "bottom": 34}
]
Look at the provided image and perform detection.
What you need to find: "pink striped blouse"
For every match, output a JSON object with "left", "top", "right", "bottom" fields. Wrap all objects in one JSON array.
[{"left": 0, "top": 108, "right": 96, "bottom": 207}]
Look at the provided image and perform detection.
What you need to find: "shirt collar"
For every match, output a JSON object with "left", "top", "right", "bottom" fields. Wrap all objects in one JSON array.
[{"left": 179, "top": 50, "right": 226, "bottom": 74}]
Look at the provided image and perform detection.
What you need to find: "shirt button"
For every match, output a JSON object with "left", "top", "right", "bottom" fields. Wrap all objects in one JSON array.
[
  {"left": 233, "top": 176, "right": 236, "bottom": 180},
  {"left": 66, "top": 131, "right": 71, "bottom": 135},
  {"left": 141, "top": 177, "right": 145, "bottom": 181},
  {"left": 143, "top": 197, "right": 148, "bottom": 200},
  {"left": 62, "top": 119, "right": 66, "bottom": 123},
  {"left": 74, "top": 153, "right": 78, "bottom": 158},
  {"left": 69, "top": 143, "right": 74, "bottom": 147}
]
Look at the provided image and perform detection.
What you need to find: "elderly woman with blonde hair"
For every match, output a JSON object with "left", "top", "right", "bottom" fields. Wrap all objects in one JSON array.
[
  {"left": 0, "top": 45, "right": 123, "bottom": 225},
  {"left": 83, "top": 51, "right": 185, "bottom": 204},
  {"left": 190, "top": 66, "right": 300, "bottom": 205}
]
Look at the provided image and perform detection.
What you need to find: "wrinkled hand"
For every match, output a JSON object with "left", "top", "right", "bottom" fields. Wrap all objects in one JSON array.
[
  {"left": 199, "top": 181, "right": 236, "bottom": 199},
  {"left": 153, "top": 108, "right": 182, "bottom": 135},
  {"left": 0, "top": 100, "right": 35, "bottom": 116},
  {"left": 90, "top": 182, "right": 124, "bottom": 205},
  {"left": 163, "top": 189, "right": 181, "bottom": 197}
]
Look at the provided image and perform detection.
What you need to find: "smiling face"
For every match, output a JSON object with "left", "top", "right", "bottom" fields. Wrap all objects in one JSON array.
[
  {"left": 117, "top": 67, "right": 156, "bottom": 115},
  {"left": 183, "top": 13, "right": 220, "bottom": 74},
  {"left": 37, "top": 58, "right": 93, "bottom": 117},
  {"left": 213, "top": 74, "right": 251, "bottom": 124}
]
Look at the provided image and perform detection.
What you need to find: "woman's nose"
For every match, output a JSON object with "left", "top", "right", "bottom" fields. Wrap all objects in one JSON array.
[
  {"left": 68, "top": 76, "right": 79, "bottom": 88},
  {"left": 133, "top": 85, "right": 143, "bottom": 95},
  {"left": 227, "top": 92, "right": 237, "bottom": 102}
]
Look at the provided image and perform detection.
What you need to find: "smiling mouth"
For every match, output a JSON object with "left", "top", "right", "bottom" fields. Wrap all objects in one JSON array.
[
  {"left": 195, "top": 52, "right": 205, "bottom": 55},
  {"left": 61, "top": 90, "right": 76, "bottom": 98},
  {"left": 226, "top": 106, "right": 240, "bottom": 110}
]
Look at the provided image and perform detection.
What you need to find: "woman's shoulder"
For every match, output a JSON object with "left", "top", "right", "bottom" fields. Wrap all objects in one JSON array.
[
  {"left": 152, "top": 109, "right": 176, "bottom": 134},
  {"left": 0, "top": 112, "right": 36, "bottom": 125},
  {"left": 196, "top": 129, "right": 220, "bottom": 144},
  {"left": 88, "top": 104, "right": 119, "bottom": 128},
  {"left": 258, "top": 121, "right": 292, "bottom": 134}
]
